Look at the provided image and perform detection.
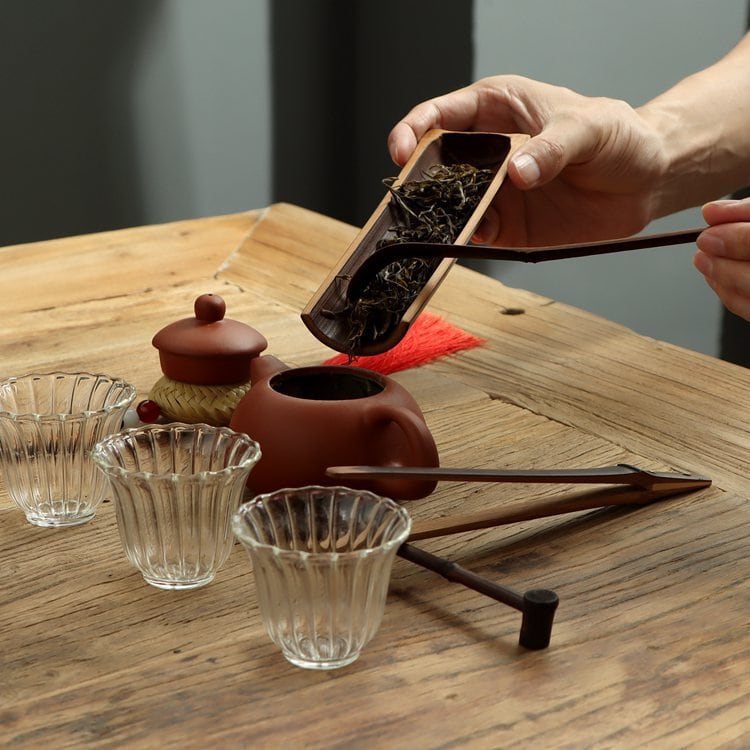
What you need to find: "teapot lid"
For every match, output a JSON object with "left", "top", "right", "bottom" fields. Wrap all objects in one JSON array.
[{"left": 152, "top": 293, "right": 267, "bottom": 385}]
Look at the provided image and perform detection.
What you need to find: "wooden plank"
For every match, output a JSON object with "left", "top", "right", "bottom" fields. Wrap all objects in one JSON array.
[
  {"left": 217, "top": 202, "right": 356, "bottom": 308},
  {"left": 0, "top": 211, "right": 259, "bottom": 314},
  {"left": 2, "top": 202, "right": 750, "bottom": 748},
  {"left": 0, "top": 480, "right": 742, "bottom": 748}
]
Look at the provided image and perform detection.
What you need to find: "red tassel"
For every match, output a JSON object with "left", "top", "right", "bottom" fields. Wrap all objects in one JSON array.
[{"left": 322, "top": 312, "right": 485, "bottom": 375}]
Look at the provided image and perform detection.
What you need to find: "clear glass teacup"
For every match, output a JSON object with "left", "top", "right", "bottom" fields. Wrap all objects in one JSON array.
[
  {"left": 233, "top": 485, "right": 411, "bottom": 670},
  {"left": 93, "top": 423, "right": 261, "bottom": 590},
  {"left": 0, "top": 371, "right": 136, "bottom": 527}
]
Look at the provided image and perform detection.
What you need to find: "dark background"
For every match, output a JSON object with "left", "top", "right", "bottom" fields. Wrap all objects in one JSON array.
[{"left": 0, "top": 0, "right": 471, "bottom": 245}]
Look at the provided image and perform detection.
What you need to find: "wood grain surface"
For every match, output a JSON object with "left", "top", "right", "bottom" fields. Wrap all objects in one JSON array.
[{"left": 2, "top": 203, "right": 749, "bottom": 749}]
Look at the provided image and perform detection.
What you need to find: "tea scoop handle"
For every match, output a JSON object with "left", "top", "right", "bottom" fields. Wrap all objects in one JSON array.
[{"left": 347, "top": 228, "right": 704, "bottom": 300}]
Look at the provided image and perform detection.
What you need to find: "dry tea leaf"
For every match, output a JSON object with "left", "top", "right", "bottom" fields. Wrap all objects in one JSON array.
[{"left": 341, "top": 163, "right": 493, "bottom": 355}]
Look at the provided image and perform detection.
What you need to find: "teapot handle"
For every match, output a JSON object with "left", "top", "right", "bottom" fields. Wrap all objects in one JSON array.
[{"left": 362, "top": 404, "right": 439, "bottom": 500}]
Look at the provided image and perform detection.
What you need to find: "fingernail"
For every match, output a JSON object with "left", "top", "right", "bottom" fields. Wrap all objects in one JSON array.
[
  {"left": 472, "top": 218, "right": 491, "bottom": 244},
  {"left": 693, "top": 250, "right": 714, "bottom": 278},
  {"left": 512, "top": 152, "right": 541, "bottom": 187}
]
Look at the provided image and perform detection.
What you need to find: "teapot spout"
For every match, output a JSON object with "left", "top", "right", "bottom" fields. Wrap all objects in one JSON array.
[{"left": 250, "top": 354, "right": 289, "bottom": 385}]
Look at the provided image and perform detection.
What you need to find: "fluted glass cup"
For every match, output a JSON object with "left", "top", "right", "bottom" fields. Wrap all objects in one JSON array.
[
  {"left": 93, "top": 423, "right": 261, "bottom": 590},
  {"left": 232, "top": 486, "right": 411, "bottom": 670},
  {"left": 0, "top": 371, "right": 136, "bottom": 527}
]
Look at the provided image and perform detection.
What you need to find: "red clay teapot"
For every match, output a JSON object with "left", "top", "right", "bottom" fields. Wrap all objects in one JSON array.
[{"left": 229, "top": 355, "right": 439, "bottom": 500}]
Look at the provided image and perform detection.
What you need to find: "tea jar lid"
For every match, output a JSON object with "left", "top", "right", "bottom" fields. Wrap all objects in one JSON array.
[{"left": 152, "top": 293, "right": 267, "bottom": 385}]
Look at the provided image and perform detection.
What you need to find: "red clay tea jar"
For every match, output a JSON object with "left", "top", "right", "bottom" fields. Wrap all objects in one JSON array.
[
  {"left": 152, "top": 293, "right": 267, "bottom": 385},
  {"left": 148, "top": 293, "right": 268, "bottom": 425},
  {"left": 229, "top": 355, "right": 439, "bottom": 500}
]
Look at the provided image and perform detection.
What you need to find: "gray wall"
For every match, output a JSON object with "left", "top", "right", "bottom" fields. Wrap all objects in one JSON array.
[
  {"left": 0, "top": 0, "right": 270, "bottom": 245},
  {"left": 270, "top": 1, "right": 473, "bottom": 229},
  {"left": 127, "top": 0, "right": 270, "bottom": 225},
  {"left": 473, "top": 0, "right": 749, "bottom": 356}
]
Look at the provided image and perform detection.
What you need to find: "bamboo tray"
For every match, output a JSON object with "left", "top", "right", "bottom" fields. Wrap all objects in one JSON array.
[{"left": 301, "top": 129, "right": 529, "bottom": 355}]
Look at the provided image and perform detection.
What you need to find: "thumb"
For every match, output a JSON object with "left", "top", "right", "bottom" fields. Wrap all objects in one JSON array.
[{"left": 508, "top": 119, "right": 594, "bottom": 190}]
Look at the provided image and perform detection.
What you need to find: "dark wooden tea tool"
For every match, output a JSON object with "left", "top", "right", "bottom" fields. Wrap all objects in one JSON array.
[
  {"left": 326, "top": 464, "right": 711, "bottom": 491},
  {"left": 407, "top": 483, "right": 706, "bottom": 541},
  {"left": 326, "top": 463, "right": 711, "bottom": 490},
  {"left": 344, "top": 227, "right": 704, "bottom": 302},
  {"left": 397, "top": 542, "right": 559, "bottom": 650},
  {"left": 326, "top": 463, "right": 712, "bottom": 540}
]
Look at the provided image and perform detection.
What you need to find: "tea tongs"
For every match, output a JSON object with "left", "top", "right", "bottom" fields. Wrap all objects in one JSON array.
[
  {"left": 335, "top": 463, "right": 709, "bottom": 649},
  {"left": 344, "top": 227, "right": 703, "bottom": 301},
  {"left": 326, "top": 463, "right": 712, "bottom": 540}
]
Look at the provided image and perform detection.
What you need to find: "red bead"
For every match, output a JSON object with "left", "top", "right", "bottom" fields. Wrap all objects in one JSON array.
[{"left": 136, "top": 399, "right": 162, "bottom": 423}]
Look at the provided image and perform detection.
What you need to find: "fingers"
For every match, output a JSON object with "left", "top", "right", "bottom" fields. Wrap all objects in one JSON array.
[
  {"left": 387, "top": 123, "right": 419, "bottom": 167},
  {"left": 696, "top": 221, "right": 750, "bottom": 260},
  {"left": 508, "top": 151, "right": 542, "bottom": 189},
  {"left": 388, "top": 76, "right": 628, "bottom": 190},
  {"left": 694, "top": 250, "right": 750, "bottom": 320},
  {"left": 391, "top": 114, "right": 587, "bottom": 190},
  {"left": 471, "top": 206, "right": 501, "bottom": 245},
  {"left": 387, "top": 88, "right": 482, "bottom": 166},
  {"left": 695, "top": 218, "right": 750, "bottom": 319},
  {"left": 702, "top": 197, "right": 750, "bottom": 226}
]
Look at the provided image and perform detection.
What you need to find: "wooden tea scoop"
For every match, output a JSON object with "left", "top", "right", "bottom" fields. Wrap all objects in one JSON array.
[
  {"left": 397, "top": 542, "right": 559, "bottom": 650},
  {"left": 301, "top": 130, "right": 528, "bottom": 356},
  {"left": 345, "top": 227, "right": 704, "bottom": 301}
]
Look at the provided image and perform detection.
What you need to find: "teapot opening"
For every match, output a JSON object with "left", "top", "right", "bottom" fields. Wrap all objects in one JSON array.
[{"left": 270, "top": 369, "right": 383, "bottom": 401}]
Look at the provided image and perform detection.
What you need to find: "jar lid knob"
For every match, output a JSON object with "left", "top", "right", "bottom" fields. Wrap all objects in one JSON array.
[{"left": 195, "top": 293, "right": 225, "bottom": 323}]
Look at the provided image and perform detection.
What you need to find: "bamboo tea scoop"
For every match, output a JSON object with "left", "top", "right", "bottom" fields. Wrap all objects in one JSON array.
[
  {"left": 346, "top": 227, "right": 703, "bottom": 301},
  {"left": 397, "top": 543, "right": 559, "bottom": 650},
  {"left": 302, "top": 130, "right": 529, "bottom": 356}
]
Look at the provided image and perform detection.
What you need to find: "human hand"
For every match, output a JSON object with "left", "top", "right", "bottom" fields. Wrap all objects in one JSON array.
[
  {"left": 387, "top": 75, "right": 667, "bottom": 246},
  {"left": 695, "top": 198, "right": 750, "bottom": 320}
]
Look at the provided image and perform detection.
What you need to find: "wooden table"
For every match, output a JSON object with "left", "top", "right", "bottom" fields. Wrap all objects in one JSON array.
[{"left": 2, "top": 203, "right": 750, "bottom": 748}]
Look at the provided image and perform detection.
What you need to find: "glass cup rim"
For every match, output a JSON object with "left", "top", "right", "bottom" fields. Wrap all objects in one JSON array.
[
  {"left": 0, "top": 370, "right": 137, "bottom": 420},
  {"left": 232, "top": 484, "right": 412, "bottom": 559},
  {"left": 92, "top": 422, "right": 262, "bottom": 481}
]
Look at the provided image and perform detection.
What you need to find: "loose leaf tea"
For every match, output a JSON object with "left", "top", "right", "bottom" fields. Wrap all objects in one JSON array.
[{"left": 338, "top": 163, "right": 494, "bottom": 355}]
